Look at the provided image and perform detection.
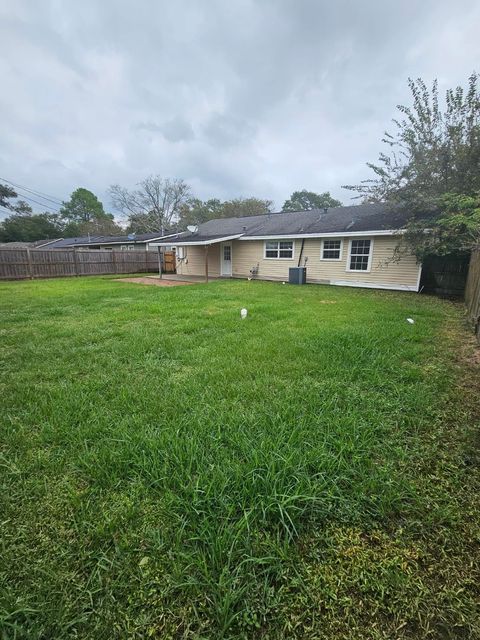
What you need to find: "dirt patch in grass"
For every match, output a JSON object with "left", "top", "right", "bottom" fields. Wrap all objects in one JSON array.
[{"left": 116, "top": 276, "right": 196, "bottom": 287}]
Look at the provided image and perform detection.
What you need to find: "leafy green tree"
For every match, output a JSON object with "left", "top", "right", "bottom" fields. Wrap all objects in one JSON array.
[
  {"left": 219, "top": 197, "right": 273, "bottom": 219},
  {"left": 178, "top": 198, "right": 223, "bottom": 229},
  {"left": 60, "top": 188, "right": 108, "bottom": 225},
  {"left": 401, "top": 193, "right": 480, "bottom": 260},
  {"left": 175, "top": 197, "right": 273, "bottom": 230},
  {"left": 0, "top": 184, "right": 18, "bottom": 210},
  {"left": 344, "top": 73, "right": 480, "bottom": 257},
  {"left": 282, "top": 190, "right": 342, "bottom": 211},
  {"left": 0, "top": 182, "right": 32, "bottom": 214},
  {"left": 124, "top": 212, "right": 159, "bottom": 235},
  {"left": 344, "top": 73, "right": 480, "bottom": 214},
  {"left": 59, "top": 187, "right": 122, "bottom": 237},
  {"left": 62, "top": 215, "right": 122, "bottom": 238},
  {"left": 0, "top": 212, "right": 61, "bottom": 242}
]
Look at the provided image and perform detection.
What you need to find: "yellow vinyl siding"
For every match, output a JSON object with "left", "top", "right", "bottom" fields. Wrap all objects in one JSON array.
[
  {"left": 175, "top": 236, "right": 421, "bottom": 291},
  {"left": 176, "top": 244, "right": 221, "bottom": 277},
  {"left": 232, "top": 240, "right": 298, "bottom": 280},
  {"left": 232, "top": 236, "right": 420, "bottom": 290}
]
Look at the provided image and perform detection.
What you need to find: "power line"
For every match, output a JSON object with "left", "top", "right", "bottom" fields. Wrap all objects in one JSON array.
[
  {"left": 0, "top": 177, "right": 63, "bottom": 206},
  {"left": 16, "top": 194, "right": 60, "bottom": 212}
]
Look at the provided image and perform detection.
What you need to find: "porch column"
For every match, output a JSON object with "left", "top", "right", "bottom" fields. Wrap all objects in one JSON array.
[
  {"left": 157, "top": 246, "right": 163, "bottom": 279},
  {"left": 204, "top": 244, "right": 209, "bottom": 283}
]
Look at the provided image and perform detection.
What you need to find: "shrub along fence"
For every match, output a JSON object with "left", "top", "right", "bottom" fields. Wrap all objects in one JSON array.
[
  {"left": 465, "top": 248, "right": 480, "bottom": 342},
  {"left": 0, "top": 248, "right": 159, "bottom": 280}
]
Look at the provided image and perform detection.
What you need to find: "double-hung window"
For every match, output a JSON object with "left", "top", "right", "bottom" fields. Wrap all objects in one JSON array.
[
  {"left": 264, "top": 240, "right": 294, "bottom": 259},
  {"left": 348, "top": 239, "right": 372, "bottom": 271},
  {"left": 321, "top": 239, "right": 342, "bottom": 260}
]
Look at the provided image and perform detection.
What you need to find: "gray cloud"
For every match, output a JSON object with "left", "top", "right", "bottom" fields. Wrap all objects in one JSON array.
[
  {"left": 202, "top": 113, "right": 256, "bottom": 148},
  {"left": 136, "top": 117, "right": 195, "bottom": 142},
  {"left": 0, "top": 0, "right": 479, "bottom": 218}
]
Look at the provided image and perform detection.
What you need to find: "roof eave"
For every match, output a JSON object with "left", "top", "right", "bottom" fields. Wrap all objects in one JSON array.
[
  {"left": 241, "top": 229, "right": 406, "bottom": 240},
  {"left": 150, "top": 233, "right": 244, "bottom": 247}
]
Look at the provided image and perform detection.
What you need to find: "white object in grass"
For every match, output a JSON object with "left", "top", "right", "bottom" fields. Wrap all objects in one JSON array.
[
  {"left": 282, "top": 281, "right": 286, "bottom": 285},
  {"left": 407, "top": 318, "right": 415, "bottom": 324},
  {"left": 240, "top": 308, "right": 248, "bottom": 319}
]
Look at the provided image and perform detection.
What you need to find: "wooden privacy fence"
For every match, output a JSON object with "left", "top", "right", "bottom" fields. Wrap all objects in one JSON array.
[
  {"left": 0, "top": 248, "right": 160, "bottom": 280},
  {"left": 465, "top": 248, "right": 480, "bottom": 342}
]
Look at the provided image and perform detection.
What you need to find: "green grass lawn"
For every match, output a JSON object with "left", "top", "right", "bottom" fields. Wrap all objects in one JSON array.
[{"left": 1, "top": 276, "right": 479, "bottom": 639}]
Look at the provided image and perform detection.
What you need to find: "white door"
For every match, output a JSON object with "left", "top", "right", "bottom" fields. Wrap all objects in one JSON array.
[{"left": 221, "top": 242, "right": 232, "bottom": 276}]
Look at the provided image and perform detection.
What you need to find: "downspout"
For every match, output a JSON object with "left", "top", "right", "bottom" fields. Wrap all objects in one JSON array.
[{"left": 297, "top": 238, "right": 305, "bottom": 267}]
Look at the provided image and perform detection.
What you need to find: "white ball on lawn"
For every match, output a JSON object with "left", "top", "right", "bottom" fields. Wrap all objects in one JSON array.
[
  {"left": 240, "top": 308, "right": 248, "bottom": 319},
  {"left": 407, "top": 318, "right": 415, "bottom": 324}
]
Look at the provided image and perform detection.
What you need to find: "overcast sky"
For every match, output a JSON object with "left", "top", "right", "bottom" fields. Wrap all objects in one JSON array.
[{"left": 1, "top": 0, "right": 479, "bottom": 219}]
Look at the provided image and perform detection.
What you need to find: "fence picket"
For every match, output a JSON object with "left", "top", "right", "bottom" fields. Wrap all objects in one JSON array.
[{"left": 0, "top": 248, "right": 159, "bottom": 280}]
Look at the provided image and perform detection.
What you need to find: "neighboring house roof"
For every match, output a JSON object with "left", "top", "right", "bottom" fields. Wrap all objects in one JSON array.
[
  {"left": 0, "top": 238, "right": 62, "bottom": 249},
  {"left": 43, "top": 231, "right": 176, "bottom": 249},
  {"left": 151, "top": 203, "right": 411, "bottom": 246}
]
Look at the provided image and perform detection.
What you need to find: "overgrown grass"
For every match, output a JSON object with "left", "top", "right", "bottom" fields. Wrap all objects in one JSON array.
[{"left": 0, "top": 277, "right": 479, "bottom": 639}]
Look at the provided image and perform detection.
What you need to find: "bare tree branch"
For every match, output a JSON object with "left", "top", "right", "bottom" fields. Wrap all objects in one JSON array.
[{"left": 109, "top": 176, "right": 192, "bottom": 233}]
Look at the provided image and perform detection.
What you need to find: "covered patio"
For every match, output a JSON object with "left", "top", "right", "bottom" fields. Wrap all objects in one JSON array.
[{"left": 151, "top": 233, "right": 242, "bottom": 282}]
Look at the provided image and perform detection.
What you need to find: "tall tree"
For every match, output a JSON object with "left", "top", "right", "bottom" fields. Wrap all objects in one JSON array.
[
  {"left": 0, "top": 184, "right": 18, "bottom": 210},
  {"left": 62, "top": 215, "right": 122, "bottom": 238},
  {"left": 220, "top": 197, "right": 273, "bottom": 218},
  {"left": 59, "top": 188, "right": 120, "bottom": 237},
  {"left": 178, "top": 198, "right": 223, "bottom": 228},
  {"left": 282, "top": 190, "right": 342, "bottom": 211},
  {"left": 60, "top": 188, "right": 108, "bottom": 225},
  {"left": 0, "top": 212, "right": 61, "bottom": 242},
  {"left": 0, "top": 183, "right": 32, "bottom": 214},
  {"left": 176, "top": 197, "right": 273, "bottom": 230},
  {"left": 402, "top": 192, "right": 480, "bottom": 259},
  {"left": 343, "top": 73, "right": 480, "bottom": 214},
  {"left": 109, "top": 176, "right": 191, "bottom": 233}
]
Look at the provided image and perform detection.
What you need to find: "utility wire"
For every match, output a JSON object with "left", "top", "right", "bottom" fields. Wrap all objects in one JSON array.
[
  {"left": 0, "top": 177, "right": 63, "bottom": 206},
  {"left": 14, "top": 194, "right": 60, "bottom": 212}
]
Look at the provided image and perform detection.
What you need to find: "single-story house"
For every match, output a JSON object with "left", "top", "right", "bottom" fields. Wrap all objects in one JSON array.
[
  {"left": 152, "top": 203, "right": 422, "bottom": 292},
  {"left": 36, "top": 232, "right": 177, "bottom": 252},
  {"left": 0, "top": 239, "right": 62, "bottom": 249}
]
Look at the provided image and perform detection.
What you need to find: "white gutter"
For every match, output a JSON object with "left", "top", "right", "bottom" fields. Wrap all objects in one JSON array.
[
  {"left": 151, "top": 229, "right": 406, "bottom": 246},
  {"left": 151, "top": 234, "right": 243, "bottom": 247},
  {"left": 241, "top": 229, "right": 405, "bottom": 240}
]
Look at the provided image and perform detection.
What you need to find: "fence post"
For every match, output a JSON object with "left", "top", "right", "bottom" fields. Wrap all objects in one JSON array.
[
  {"left": 73, "top": 248, "right": 79, "bottom": 276},
  {"left": 26, "top": 248, "right": 34, "bottom": 279},
  {"left": 112, "top": 250, "right": 118, "bottom": 274}
]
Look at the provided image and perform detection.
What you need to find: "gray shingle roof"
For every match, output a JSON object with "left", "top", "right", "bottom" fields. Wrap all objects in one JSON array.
[
  {"left": 161, "top": 203, "right": 410, "bottom": 244},
  {"left": 43, "top": 231, "right": 174, "bottom": 249}
]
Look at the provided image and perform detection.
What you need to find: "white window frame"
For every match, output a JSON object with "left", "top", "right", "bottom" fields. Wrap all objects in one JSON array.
[
  {"left": 320, "top": 238, "right": 343, "bottom": 261},
  {"left": 263, "top": 240, "right": 295, "bottom": 260},
  {"left": 176, "top": 246, "right": 186, "bottom": 259},
  {"left": 347, "top": 238, "right": 374, "bottom": 273}
]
